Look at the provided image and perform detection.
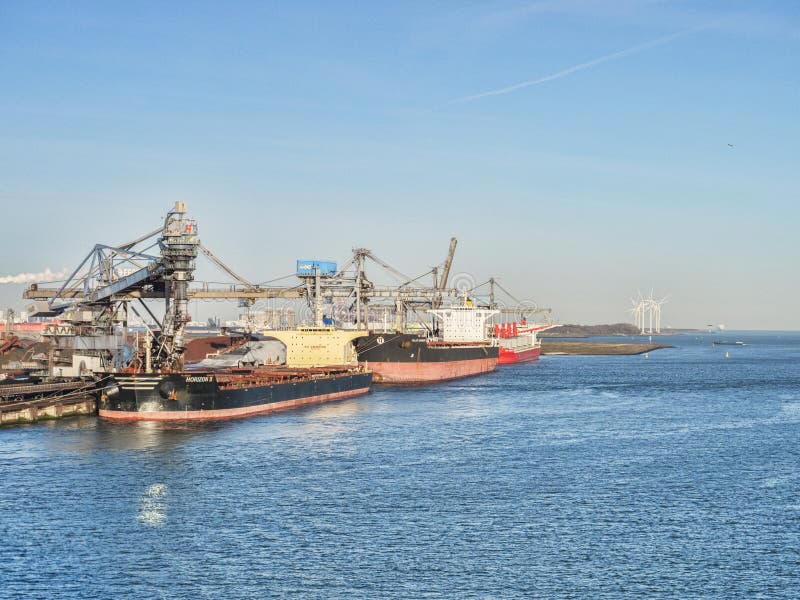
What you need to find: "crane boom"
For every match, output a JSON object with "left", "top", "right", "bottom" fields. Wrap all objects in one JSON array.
[
  {"left": 198, "top": 243, "right": 255, "bottom": 288},
  {"left": 438, "top": 237, "right": 457, "bottom": 291}
]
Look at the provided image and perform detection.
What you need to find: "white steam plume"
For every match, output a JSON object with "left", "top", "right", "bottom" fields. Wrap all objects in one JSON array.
[{"left": 0, "top": 267, "right": 69, "bottom": 284}]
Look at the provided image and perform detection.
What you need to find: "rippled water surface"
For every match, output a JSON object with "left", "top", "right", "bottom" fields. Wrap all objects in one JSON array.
[{"left": 2, "top": 333, "right": 799, "bottom": 598}]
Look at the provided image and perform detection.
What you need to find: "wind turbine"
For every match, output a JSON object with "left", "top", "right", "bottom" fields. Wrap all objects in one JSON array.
[
  {"left": 630, "top": 289, "right": 668, "bottom": 334},
  {"left": 653, "top": 295, "right": 668, "bottom": 333},
  {"left": 629, "top": 290, "right": 649, "bottom": 333},
  {"left": 629, "top": 296, "right": 643, "bottom": 331},
  {"left": 643, "top": 289, "right": 655, "bottom": 334}
]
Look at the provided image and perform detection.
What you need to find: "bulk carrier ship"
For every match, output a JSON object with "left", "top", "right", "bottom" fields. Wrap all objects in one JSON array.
[
  {"left": 100, "top": 326, "right": 371, "bottom": 421},
  {"left": 99, "top": 206, "right": 373, "bottom": 421},
  {"left": 354, "top": 299, "right": 498, "bottom": 384},
  {"left": 20, "top": 202, "right": 372, "bottom": 422},
  {"left": 102, "top": 366, "right": 371, "bottom": 421}
]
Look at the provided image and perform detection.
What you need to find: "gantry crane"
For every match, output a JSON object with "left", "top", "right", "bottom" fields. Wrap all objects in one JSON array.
[
  {"left": 26, "top": 202, "right": 201, "bottom": 373},
  {"left": 23, "top": 203, "right": 469, "bottom": 374}
]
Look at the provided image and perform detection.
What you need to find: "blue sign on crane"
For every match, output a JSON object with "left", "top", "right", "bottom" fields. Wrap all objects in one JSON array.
[{"left": 296, "top": 260, "right": 337, "bottom": 276}]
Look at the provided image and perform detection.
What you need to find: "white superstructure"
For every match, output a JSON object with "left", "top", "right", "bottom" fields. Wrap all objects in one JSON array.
[{"left": 427, "top": 298, "right": 498, "bottom": 343}]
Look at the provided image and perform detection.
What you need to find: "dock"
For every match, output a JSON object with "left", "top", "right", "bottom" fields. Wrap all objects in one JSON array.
[{"left": 0, "top": 380, "right": 98, "bottom": 426}]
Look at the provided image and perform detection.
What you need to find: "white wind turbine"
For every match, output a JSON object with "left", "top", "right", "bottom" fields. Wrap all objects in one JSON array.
[
  {"left": 652, "top": 295, "right": 668, "bottom": 333},
  {"left": 629, "top": 295, "right": 644, "bottom": 332},
  {"left": 646, "top": 289, "right": 655, "bottom": 334},
  {"left": 629, "top": 289, "right": 668, "bottom": 334},
  {"left": 629, "top": 290, "right": 648, "bottom": 333}
]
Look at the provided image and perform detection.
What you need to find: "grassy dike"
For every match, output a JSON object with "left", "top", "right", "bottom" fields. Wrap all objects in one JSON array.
[{"left": 541, "top": 341, "right": 673, "bottom": 355}]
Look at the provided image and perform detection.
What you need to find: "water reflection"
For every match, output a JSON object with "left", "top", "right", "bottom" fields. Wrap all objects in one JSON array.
[
  {"left": 39, "top": 417, "right": 219, "bottom": 455},
  {"left": 1, "top": 332, "right": 799, "bottom": 598},
  {"left": 137, "top": 482, "right": 168, "bottom": 527},
  {"left": 17, "top": 395, "right": 381, "bottom": 456},
  {"left": 230, "top": 397, "right": 375, "bottom": 447}
]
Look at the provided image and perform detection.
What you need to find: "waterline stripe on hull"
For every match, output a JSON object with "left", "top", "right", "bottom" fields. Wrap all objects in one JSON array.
[
  {"left": 99, "top": 386, "right": 371, "bottom": 421},
  {"left": 364, "top": 357, "right": 496, "bottom": 384}
]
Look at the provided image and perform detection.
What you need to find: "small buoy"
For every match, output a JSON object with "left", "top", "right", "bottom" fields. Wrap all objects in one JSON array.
[
  {"left": 645, "top": 353, "right": 649, "bottom": 359},
  {"left": 725, "top": 351, "right": 729, "bottom": 359}
]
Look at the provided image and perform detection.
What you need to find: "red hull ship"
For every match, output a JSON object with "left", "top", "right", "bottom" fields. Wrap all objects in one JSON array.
[
  {"left": 498, "top": 345, "right": 542, "bottom": 364},
  {"left": 494, "top": 322, "right": 553, "bottom": 365}
]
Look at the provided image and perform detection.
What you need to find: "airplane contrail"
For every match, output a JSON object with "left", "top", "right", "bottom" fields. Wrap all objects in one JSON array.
[
  {"left": 451, "top": 26, "right": 702, "bottom": 104},
  {"left": 0, "top": 267, "right": 68, "bottom": 284}
]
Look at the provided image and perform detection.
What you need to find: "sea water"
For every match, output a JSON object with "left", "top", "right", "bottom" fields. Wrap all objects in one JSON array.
[{"left": 1, "top": 332, "right": 798, "bottom": 598}]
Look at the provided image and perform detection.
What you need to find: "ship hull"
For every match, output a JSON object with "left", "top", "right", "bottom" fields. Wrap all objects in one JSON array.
[
  {"left": 354, "top": 333, "right": 498, "bottom": 384},
  {"left": 498, "top": 346, "right": 541, "bottom": 365},
  {"left": 364, "top": 357, "right": 497, "bottom": 383},
  {"left": 99, "top": 370, "right": 372, "bottom": 421}
]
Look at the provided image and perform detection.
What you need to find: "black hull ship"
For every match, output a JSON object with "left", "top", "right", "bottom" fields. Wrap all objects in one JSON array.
[
  {"left": 354, "top": 333, "right": 498, "bottom": 384},
  {"left": 100, "top": 367, "right": 372, "bottom": 421}
]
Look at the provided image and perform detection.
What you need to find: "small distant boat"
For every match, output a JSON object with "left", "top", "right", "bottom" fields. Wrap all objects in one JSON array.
[{"left": 713, "top": 340, "right": 745, "bottom": 346}]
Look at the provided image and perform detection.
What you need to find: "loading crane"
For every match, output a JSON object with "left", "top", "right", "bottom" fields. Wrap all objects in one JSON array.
[
  {"left": 482, "top": 277, "right": 553, "bottom": 323},
  {"left": 26, "top": 202, "right": 200, "bottom": 373},
  {"left": 434, "top": 237, "right": 457, "bottom": 308},
  {"left": 295, "top": 241, "right": 473, "bottom": 332},
  {"left": 23, "top": 203, "right": 538, "bottom": 376},
  {"left": 23, "top": 204, "right": 467, "bottom": 373}
]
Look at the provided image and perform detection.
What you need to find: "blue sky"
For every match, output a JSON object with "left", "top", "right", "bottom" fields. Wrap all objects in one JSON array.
[{"left": 1, "top": 1, "right": 798, "bottom": 328}]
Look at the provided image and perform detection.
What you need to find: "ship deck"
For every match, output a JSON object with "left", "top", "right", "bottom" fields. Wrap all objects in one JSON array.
[{"left": 118, "top": 365, "right": 366, "bottom": 390}]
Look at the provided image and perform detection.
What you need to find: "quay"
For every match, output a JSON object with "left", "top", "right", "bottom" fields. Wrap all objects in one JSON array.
[{"left": 0, "top": 380, "right": 98, "bottom": 426}]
